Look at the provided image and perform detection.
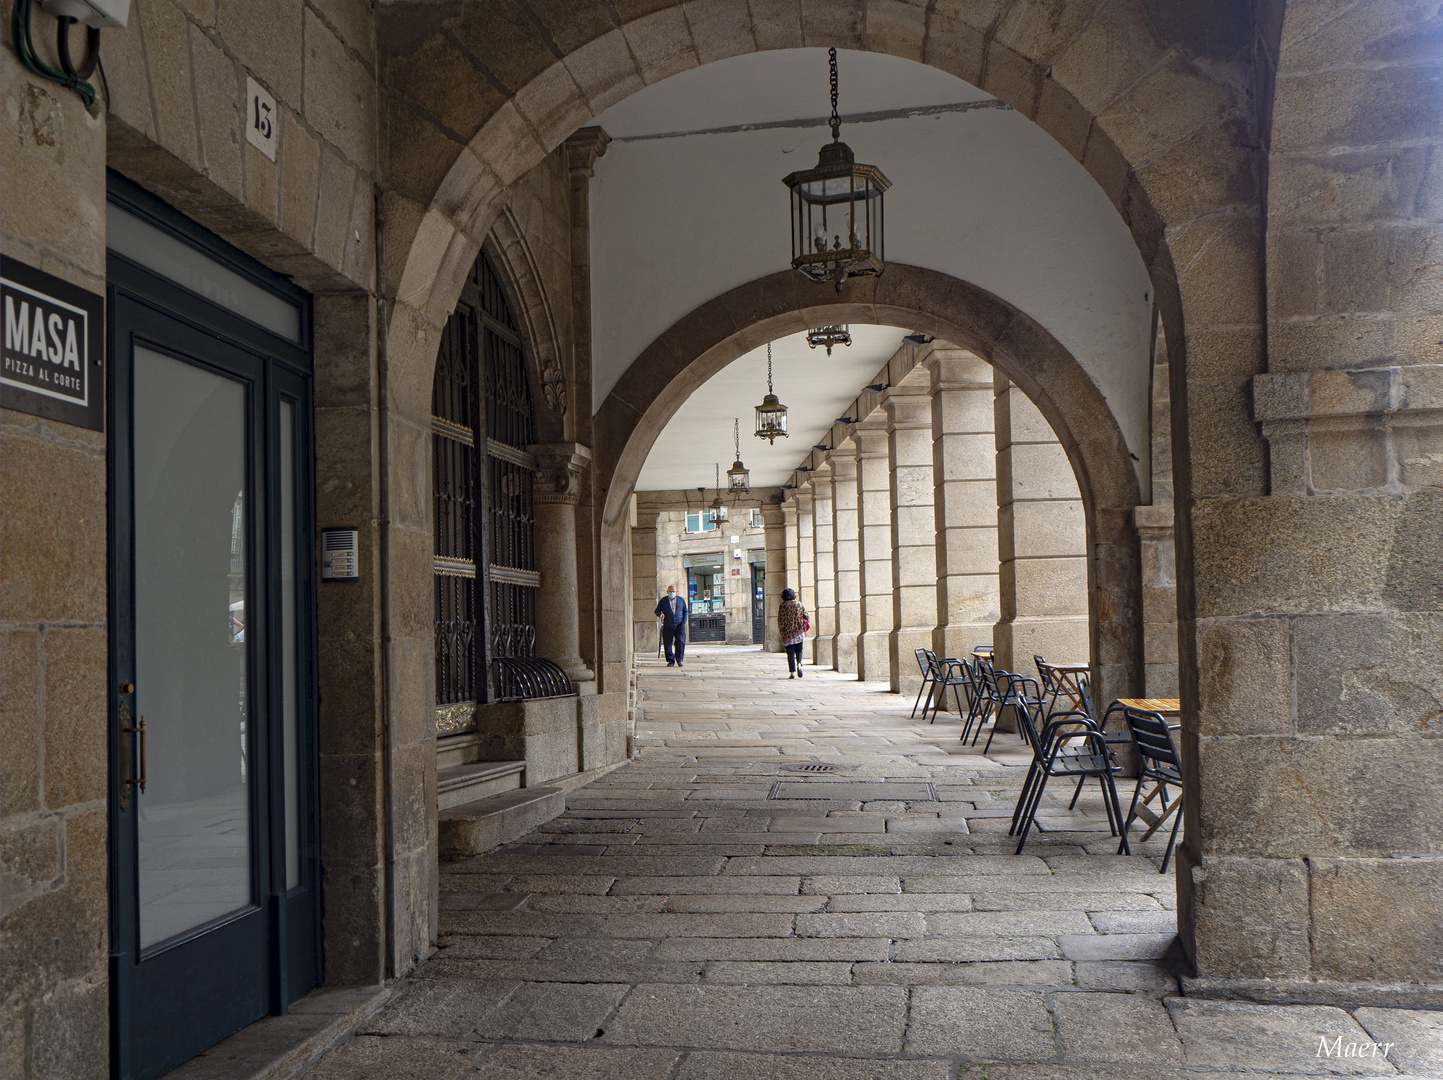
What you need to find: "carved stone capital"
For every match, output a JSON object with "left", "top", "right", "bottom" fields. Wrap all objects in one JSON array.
[
  {"left": 564, "top": 127, "right": 611, "bottom": 180},
  {"left": 529, "top": 442, "right": 591, "bottom": 504}
]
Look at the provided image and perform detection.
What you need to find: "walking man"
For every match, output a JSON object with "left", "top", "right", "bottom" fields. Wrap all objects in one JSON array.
[{"left": 655, "top": 584, "right": 688, "bottom": 668}]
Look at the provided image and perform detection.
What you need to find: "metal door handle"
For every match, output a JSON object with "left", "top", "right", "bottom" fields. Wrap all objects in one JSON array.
[{"left": 123, "top": 717, "right": 147, "bottom": 795}]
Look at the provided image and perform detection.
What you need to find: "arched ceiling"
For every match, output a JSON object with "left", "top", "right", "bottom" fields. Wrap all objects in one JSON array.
[
  {"left": 588, "top": 48, "right": 1154, "bottom": 494},
  {"left": 635, "top": 325, "right": 914, "bottom": 491}
]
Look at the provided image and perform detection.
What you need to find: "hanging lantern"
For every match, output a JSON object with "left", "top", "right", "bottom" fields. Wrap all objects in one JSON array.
[
  {"left": 807, "top": 324, "right": 852, "bottom": 355},
  {"left": 710, "top": 463, "right": 729, "bottom": 523},
  {"left": 754, "top": 341, "right": 789, "bottom": 444},
  {"left": 727, "top": 418, "right": 750, "bottom": 493},
  {"left": 784, "top": 48, "right": 891, "bottom": 293}
]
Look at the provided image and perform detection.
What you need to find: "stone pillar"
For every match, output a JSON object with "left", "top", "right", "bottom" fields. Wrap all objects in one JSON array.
[
  {"left": 808, "top": 463, "right": 836, "bottom": 668},
  {"left": 794, "top": 488, "right": 816, "bottom": 663},
  {"left": 782, "top": 500, "right": 800, "bottom": 596},
  {"left": 563, "top": 128, "right": 609, "bottom": 689},
  {"left": 884, "top": 378, "right": 937, "bottom": 696},
  {"left": 850, "top": 421, "right": 894, "bottom": 682},
  {"left": 927, "top": 349, "right": 1000, "bottom": 661},
  {"left": 1174, "top": 0, "right": 1443, "bottom": 988},
  {"left": 829, "top": 453, "right": 861, "bottom": 674},
  {"left": 762, "top": 504, "right": 787, "bottom": 652},
  {"left": 993, "top": 376, "right": 1088, "bottom": 675},
  {"left": 630, "top": 506, "right": 660, "bottom": 658},
  {"left": 531, "top": 443, "right": 596, "bottom": 688},
  {"left": 1135, "top": 505, "right": 1178, "bottom": 697}
]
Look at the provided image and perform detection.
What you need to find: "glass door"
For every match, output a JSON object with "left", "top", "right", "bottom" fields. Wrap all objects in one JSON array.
[{"left": 108, "top": 180, "right": 317, "bottom": 1080}]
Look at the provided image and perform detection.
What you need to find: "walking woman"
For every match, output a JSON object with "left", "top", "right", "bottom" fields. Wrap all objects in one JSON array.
[{"left": 778, "top": 587, "right": 808, "bottom": 679}]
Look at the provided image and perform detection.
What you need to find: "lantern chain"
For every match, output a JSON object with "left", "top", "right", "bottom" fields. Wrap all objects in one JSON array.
[
  {"left": 828, "top": 47, "right": 840, "bottom": 141},
  {"left": 767, "top": 341, "right": 774, "bottom": 393},
  {"left": 734, "top": 418, "right": 741, "bottom": 459}
]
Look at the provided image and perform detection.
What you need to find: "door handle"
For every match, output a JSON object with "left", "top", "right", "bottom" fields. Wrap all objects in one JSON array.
[
  {"left": 119, "top": 681, "right": 146, "bottom": 806},
  {"left": 124, "top": 718, "right": 148, "bottom": 796}
]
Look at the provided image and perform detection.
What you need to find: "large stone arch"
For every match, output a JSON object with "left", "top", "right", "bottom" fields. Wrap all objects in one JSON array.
[
  {"left": 595, "top": 264, "right": 1144, "bottom": 702},
  {"left": 378, "top": 0, "right": 1265, "bottom": 452}
]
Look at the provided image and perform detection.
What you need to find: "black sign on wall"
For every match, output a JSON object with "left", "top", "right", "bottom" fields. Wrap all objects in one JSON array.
[{"left": 2, "top": 257, "right": 104, "bottom": 431}]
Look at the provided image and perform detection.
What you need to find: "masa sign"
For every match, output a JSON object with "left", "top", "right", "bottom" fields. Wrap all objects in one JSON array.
[{"left": 2, "top": 257, "right": 104, "bottom": 431}]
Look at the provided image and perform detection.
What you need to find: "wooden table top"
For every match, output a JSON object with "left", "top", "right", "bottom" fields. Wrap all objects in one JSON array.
[
  {"left": 1045, "top": 662, "right": 1090, "bottom": 673},
  {"left": 1115, "top": 697, "right": 1182, "bottom": 714}
]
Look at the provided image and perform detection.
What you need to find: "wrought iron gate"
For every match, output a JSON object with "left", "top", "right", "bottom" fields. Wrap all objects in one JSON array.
[{"left": 432, "top": 251, "right": 545, "bottom": 734}]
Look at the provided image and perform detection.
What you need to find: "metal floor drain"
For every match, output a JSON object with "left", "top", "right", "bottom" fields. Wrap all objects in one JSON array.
[{"left": 780, "top": 762, "right": 843, "bottom": 774}]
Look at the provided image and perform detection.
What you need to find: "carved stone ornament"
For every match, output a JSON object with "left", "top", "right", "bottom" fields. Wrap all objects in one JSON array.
[
  {"left": 530, "top": 443, "right": 591, "bottom": 505},
  {"left": 541, "top": 367, "right": 566, "bottom": 415}
]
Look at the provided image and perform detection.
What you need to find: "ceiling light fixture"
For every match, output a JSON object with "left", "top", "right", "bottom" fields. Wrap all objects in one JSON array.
[
  {"left": 727, "top": 418, "right": 750, "bottom": 493},
  {"left": 784, "top": 48, "right": 891, "bottom": 293},
  {"left": 754, "top": 341, "right": 789, "bottom": 444},
  {"left": 710, "top": 463, "right": 729, "bottom": 523},
  {"left": 807, "top": 324, "right": 852, "bottom": 354}
]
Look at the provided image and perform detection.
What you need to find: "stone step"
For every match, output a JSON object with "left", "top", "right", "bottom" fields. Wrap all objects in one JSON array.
[
  {"left": 439, "top": 786, "right": 565, "bottom": 858},
  {"left": 437, "top": 759, "right": 524, "bottom": 811}
]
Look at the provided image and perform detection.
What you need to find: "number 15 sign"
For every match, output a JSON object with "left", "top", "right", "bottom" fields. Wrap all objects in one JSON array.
[{"left": 246, "top": 76, "right": 278, "bottom": 162}]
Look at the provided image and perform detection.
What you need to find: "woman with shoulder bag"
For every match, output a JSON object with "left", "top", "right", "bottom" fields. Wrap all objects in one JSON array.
[{"left": 777, "top": 587, "right": 809, "bottom": 679}]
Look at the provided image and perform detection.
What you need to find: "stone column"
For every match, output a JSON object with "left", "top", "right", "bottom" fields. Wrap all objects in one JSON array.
[
  {"left": 808, "top": 463, "right": 836, "bottom": 668},
  {"left": 884, "top": 377, "right": 937, "bottom": 696},
  {"left": 829, "top": 453, "right": 861, "bottom": 674},
  {"left": 531, "top": 442, "right": 595, "bottom": 688},
  {"left": 850, "top": 421, "right": 894, "bottom": 682},
  {"left": 782, "top": 499, "right": 800, "bottom": 596},
  {"left": 794, "top": 488, "right": 816, "bottom": 662},
  {"left": 1174, "top": 0, "right": 1443, "bottom": 987},
  {"left": 762, "top": 504, "right": 787, "bottom": 652},
  {"left": 1135, "top": 505, "right": 1178, "bottom": 697},
  {"left": 993, "top": 376, "right": 1088, "bottom": 676},
  {"left": 926, "top": 349, "right": 1000, "bottom": 661},
  {"left": 630, "top": 505, "right": 660, "bottom": 658},
  {"left": 564, "top": 128, "right": 609, "bottom": 689}
]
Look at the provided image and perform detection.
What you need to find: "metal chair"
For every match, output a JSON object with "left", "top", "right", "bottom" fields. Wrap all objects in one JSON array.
[
  {"left": 1119, "top": 706, "right": 1185, "bottom": 873},
  {"left": 924, "top": 656, "right": 975, "bottom": 726},
  {"left": 910, "top": 648, "right": 940, "bottom": 719},
  {"left": 1034, "top": 654, "right": 1057, "bottom": 711},
  {"left": 1004, "top": 673, "right": 1128, "bottom": 855},
  {"left": 972, "top": 659, "right": 1030, "bottom": 753}
]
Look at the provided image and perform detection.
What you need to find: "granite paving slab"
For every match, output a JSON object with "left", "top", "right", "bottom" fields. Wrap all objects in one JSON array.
[{"left": 296, "top": 646, "right": 1407, "bottom": 1079}]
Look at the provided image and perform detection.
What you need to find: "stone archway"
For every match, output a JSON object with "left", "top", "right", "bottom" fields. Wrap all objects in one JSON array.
[{"left": 595, "top": 264, "right": 1143, "bottom": 704}]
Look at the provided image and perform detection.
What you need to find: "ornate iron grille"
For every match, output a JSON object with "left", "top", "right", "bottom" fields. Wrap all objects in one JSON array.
[{"left": 432, "top": 250, "right": 547, "bottom": 734}]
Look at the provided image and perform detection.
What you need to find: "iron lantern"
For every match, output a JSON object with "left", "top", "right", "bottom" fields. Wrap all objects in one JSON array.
[
  {"left": 727, "top": 419, "right": 750, "bottom": 493},
  {"left": 784, "top": 49, "right": 890, "bottom": 292},
  {"left": 754, "top": 342, "right": 789, "bottom": 444},
  {"left": 710, "top": 463, "right": 729, "bottom": 523},
  {"left": 807, "top": 324, "right": 852, "bottom": 355}
]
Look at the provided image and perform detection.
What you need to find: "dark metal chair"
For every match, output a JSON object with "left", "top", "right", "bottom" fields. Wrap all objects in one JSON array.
[
  {"left": 971, "top": 659, "right": 1030, "bottom": 753},
  {"left": 1034, "top": 654, "right": 1065, "bottom": 715},
  {"left": 1118, "top": 706, "right": 1185, "bottom": 873},
  {"left": 924, "top": 656, "right": 975, "bottom": 726},
  {"left": 911, "top": 648, "right": 940, "bottom": 719},
  {"left": 1004, "top": 672, "right": 1128, "bottom": 855}
]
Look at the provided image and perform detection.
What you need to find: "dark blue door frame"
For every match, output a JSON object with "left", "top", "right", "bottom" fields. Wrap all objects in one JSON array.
[{"left": 106, "top": 175, "right": 319, "bottom": 1080}]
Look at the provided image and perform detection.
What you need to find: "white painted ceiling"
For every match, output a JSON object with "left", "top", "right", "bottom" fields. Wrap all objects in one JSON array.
[
  {"left": 595, "top": 48, "right": 991, "bottom": 138},
  {"left": 591, "top": 49, "right": 1153, "bottom": 496},
  {"left": 635, "top": 325, "right": 912, "bottom": 491}
]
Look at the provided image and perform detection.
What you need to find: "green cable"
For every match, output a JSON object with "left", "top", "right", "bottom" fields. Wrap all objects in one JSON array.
[{"left": 11, "top": 0, "right": 97, "bottom": 107}]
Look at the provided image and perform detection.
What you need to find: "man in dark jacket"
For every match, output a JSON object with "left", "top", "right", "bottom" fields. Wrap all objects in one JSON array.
[{"left": 654, "top": 585, "right": 688, "bottom": 667}]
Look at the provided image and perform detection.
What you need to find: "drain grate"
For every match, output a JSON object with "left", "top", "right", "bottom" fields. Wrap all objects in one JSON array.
[{"left": 780, "top": 762, "right": 843, "bottom": 774}]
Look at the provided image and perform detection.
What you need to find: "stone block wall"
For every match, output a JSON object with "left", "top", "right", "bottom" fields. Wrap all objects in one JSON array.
[
  {"left": 1176, "top": 0, "right": 1443, "bottom": 988},
  {"left": 1, "top": 42, "right": 111, "bottom": 1071}
]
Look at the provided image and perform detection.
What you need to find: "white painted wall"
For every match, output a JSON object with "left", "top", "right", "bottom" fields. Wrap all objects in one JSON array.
[{"left": 589, "top": 50, "right": 1154, "bottom": 492}]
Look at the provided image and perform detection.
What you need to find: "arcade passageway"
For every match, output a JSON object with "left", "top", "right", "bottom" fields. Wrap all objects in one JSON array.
[{"left": 300, "top": 649, "right": 1441, "bottom": 1079}]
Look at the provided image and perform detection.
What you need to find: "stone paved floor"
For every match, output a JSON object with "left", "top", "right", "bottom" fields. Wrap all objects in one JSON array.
[{"left": 307, "top": 647, "right": 1442, "bottom": 1079}]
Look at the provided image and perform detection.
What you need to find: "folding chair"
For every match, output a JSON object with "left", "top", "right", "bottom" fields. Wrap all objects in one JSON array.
[{"left": 1119, "top": 706, "right": 1185, "bottom": 873}]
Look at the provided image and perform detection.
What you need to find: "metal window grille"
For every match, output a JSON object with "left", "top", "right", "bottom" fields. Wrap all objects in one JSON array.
[{"left": 432, "top": 251, "right": 547, "bottom": 734}]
